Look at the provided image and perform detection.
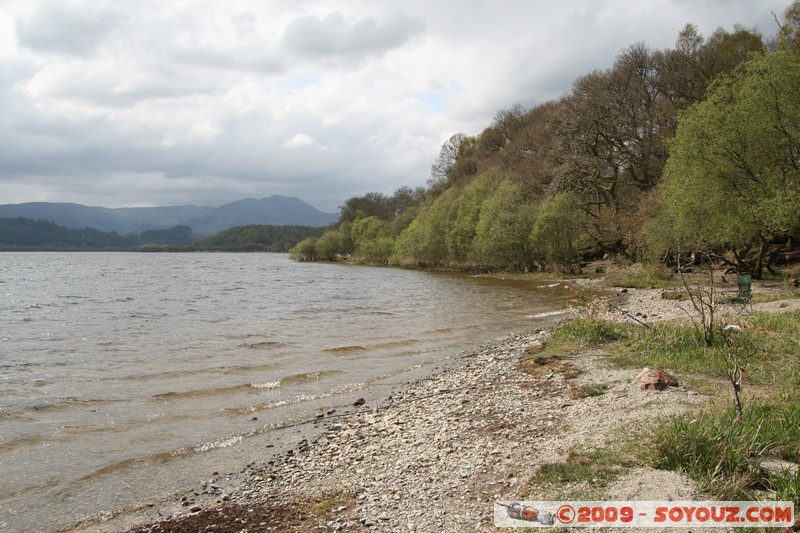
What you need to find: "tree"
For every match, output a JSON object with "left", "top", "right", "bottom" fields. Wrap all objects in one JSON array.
[
  {"left": 529, "top": 192, "right": 585, "bottom": 273},
  {"left": 338, "top": 192, "right": 394, "bottom": 223},
  {"left": 445, "top": 172, "right": 495, "bottom": 264},
  {"left": 775, "top": 0, "right": 800, "bottom": 53},
  {"left": 656, "top": 51, "right": 800, "bottom": 276},
  {"left": 432, "top": 134, "right": 479, "bottom": 194},
  {"left": 472, "top": 180, "right": 536, "bottom": 271},
  {"left": 394, "top": 188, "right": 458, "bottom": 267},
  {"left": 289, "top": 237, "right": 319, "bottom": 261}
]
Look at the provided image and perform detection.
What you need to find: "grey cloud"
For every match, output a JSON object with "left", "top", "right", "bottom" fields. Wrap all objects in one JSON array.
[
  {"left": 281, "top": 11, "right": 425, "bottom": 62},
  {"left": 15, "top": 1, "right": 126, "bottom": 56},
  {"left": 170, "top": 47, "right": 284, "bottom": 74}
]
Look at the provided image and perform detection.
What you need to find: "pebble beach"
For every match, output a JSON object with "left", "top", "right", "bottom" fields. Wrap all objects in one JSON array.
[{"left": 65, "top": 277, "right": 800, "bottom": 533}]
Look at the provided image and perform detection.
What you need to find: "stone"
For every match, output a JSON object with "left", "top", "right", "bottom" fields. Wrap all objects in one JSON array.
[{"left": 634, "top": 367, "right": 679, "bottom": 391}]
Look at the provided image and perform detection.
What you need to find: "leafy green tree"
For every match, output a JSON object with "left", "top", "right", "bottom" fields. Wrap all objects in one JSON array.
[
  {"left": 289, "top": 236, "right": 319, "bottom": 261},
  {"left": 530, "top": 192, "right": 585, "bottom": 273},
  {"left": 358, "top": 237, "right": 395, "bottom": 265},
  {"left": 394, "top": 188, "right": 457, "bottom": 267},
  {"left": 445, "top": 172, "right": 495, "bottom": 264},
  {"left": 472, "top": 180, "right": 536, "bottom": 271},
  {"left": 349, "top": 215, "right": 395, "bottom": 264},
  {"left": 655, "top": 50, "right": 800, "bottom": 276}
]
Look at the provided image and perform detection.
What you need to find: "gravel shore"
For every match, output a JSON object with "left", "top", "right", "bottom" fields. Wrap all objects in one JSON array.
[
  {"left": 72, "top": 277, "right": 800, "bottom": 533},
  {"left": 77, "top": 324, "right": 705, "bottom": 532}
]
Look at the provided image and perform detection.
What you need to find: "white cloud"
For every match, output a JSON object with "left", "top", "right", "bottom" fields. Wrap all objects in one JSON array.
[
  {"left": 0, "top": 0, "right": 791, "bottom": 213},
  {"left": 281, "top": 133, "right": 318, "bottom": 149}
]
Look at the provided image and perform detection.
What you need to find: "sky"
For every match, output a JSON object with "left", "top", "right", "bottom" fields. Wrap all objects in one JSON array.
[{"left": 0, "top": 0, "right": 791, "bottom": 213}]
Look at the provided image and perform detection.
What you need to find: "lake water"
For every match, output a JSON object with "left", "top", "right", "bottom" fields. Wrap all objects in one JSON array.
[{"left": 0, "top": 252, "right": 573, "bottom": 532}]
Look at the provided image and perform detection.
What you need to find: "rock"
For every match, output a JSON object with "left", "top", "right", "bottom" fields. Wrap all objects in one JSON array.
[
  {"left": 634, "top": 367, "right": 679, "bottom": 391},
  {"left": 759, "top": 456, "right": 799, "bottom": 476},
  {"left": 353, "top": 397, "right": 366, "bottom": 407}
]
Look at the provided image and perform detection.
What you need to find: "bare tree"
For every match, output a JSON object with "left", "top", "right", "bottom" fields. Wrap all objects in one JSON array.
[
  {"left": 677, "top": 251, "right": 716, "bottom": 347},
  {"left": 721, "top": 327, "right": 756, "bottom": 421}
]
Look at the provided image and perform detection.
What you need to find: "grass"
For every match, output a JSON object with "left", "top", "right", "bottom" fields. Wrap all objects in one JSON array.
[
  {"left": 527, "top": 446, "right": 636, "bottom": 500},
  {"left": 649, "top": 402, "right": 800, "bottom": 505},
  {"left": 532, "top": 317, "right": 627, "bottom": 357},
  {"left": 605, "top": 263, "right": 678, "bottom": 289},
  {"left": 606, "top": 311, "right": 800, "bottom": 388},
  {"left": 532, "top": 301, "right": 800, "bottom": 509}
]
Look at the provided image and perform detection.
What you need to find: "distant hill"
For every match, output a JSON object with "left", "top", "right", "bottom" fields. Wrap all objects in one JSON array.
[
  {"left": 0, "top": 216, "right": 326, "bottom": 252},
  {"left": 0, "top": 196, "right": 338, "bottom": 235},
  {"left": 0, "top": 217, "right": 193, "bottom": 250}
]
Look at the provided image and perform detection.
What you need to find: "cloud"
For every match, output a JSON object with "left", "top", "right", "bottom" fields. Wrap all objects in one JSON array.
[
  {"left": 281, "top": 133, "right": 321, "bottom": 149},
  {"left": 15, "top": 0, "right": 125, "bottom": 56},
  {"left": 281, "top": 11, "right": 425, "bottom": 63},
  {"left": 0, "top": 0, "right": 791, "bottom": 213}
]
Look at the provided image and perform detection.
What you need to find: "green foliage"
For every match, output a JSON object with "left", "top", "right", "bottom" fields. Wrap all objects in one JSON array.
[
  {"left": 555, "top": 318, "right": 626, "bottom": 344},
  {"left": 289, "top": 236, "right": 320, "bottom": 261},
  {"left": 531, "top": 447, "right": 635, "bottom": 499},
  {"left": 651, "top": 402, "right": 800, "bottom": 504},
  {"left": 529, "top": 192, "right": 584, "bottom": 272},
  {"left": 315, "top": 222, "right": 353, "bottom": 261},
  {"left": 0, "top": 216, "right": 195, "bottom": 250},
  {"left": 295, "top": 24, "right": 789, "bottom": 273},
  {"left": 394, "top": 188, "right": 457, "bottom": 267},
  {"left": 604, "top": 263, "right": 676, "bottom": 289},
  {"left": 444, "top": 173, "right": 494, "bottom": 264},
  {"left": 350, "top": 216, "right": 394, "bottom": 265},
  {"left": 196, "top": 224, "right": 322, "bottom": 252},
  {"left": 652, "top": 51, "right": 800, "bottom": 265},
  {"left": 472, "top": 179, "right": 536, "bottom": 271}
]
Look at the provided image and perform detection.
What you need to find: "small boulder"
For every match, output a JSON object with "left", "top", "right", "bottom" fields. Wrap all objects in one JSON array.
[{"left": 634, "top": 367, "right": 678, "bottom": 391}]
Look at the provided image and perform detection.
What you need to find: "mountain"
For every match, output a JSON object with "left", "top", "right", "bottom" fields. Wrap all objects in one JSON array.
[{"left": 0, "top": 196, "right": 338, "bottom": 234}]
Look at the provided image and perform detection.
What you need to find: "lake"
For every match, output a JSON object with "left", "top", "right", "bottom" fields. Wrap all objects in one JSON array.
[{"left": 0, "top": 252, "right": 574, "bottom": 532}]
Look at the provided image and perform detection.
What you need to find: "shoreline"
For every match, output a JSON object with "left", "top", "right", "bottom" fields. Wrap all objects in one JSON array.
[
  {"left": 66, "top": 277, "right": 800, "bottom": 532},
  {"left": 70, "top": 322, "right": 705, "bottom": 532}
]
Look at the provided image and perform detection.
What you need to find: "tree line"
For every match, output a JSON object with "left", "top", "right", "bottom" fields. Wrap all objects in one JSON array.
[
  {"left": 291, "top": 4, "right": 800, "bottom": 278},
  {"left": 0, "top": 217, "right": 323, "bottom": 252}
]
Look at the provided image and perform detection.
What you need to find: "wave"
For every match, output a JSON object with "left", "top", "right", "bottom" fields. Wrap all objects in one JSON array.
[
  {"left": 250, "top": 380, "right": 281, "bottom": 390},
  {"left": 526, "top": 310, "right": 567, "bottom": 319},
  {"left": 152, "top": 383, "right": 255, "bottom": 401},
  {"left": 0, "top": 433, "right": 53, "bottom": 454},
  {"left": 100, "top": 362, "right": 278, "bottom": 384},
  {"left": 238, "top": 340, "right": 285, "bottom": 349},
  {"left": 280, "top": 369, "right": 341, "bottom": 385},
  {"left": 227, "top": 379, "right": 367, "bottom": 416},
  {"left": 324, "top": 345, "right": 368, "bottom": 354},
  {"left": 152, "top": 370, "right": 341, "bottom": 401},
  {"left": 28, "top": 396, "right": 126, "bottom": 414}
]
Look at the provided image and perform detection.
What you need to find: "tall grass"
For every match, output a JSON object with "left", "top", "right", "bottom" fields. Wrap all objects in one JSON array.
[
  {"left": 605, "top": 263, "right": 677, "bottom": 289},
  {"left": 651, "top": 402, "right": 800, "bottom": 505},
  {"left": 549, "top": 318, "right": 626, "bottom": 345}
]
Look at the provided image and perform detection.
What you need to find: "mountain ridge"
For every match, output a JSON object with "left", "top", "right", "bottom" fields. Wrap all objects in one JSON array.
[{"left": 0, "top": 196, "right": 338, "bottom": 234}]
